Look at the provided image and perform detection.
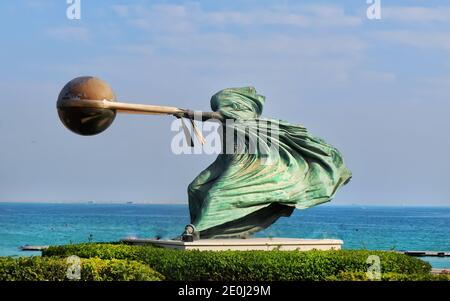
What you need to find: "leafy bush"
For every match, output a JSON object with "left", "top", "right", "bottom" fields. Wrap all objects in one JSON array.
[
  {"left": 326, "top": 271, "right": 450, "bottom": 281},
  {"left": 0, "top": 256, "right": 164, "bottom": 281},
  {"left": 43, "top": 243, "right": 432, "bottom": 281},
  {"left": 380, "top": 272, "right": 450, "bottom": 281}
]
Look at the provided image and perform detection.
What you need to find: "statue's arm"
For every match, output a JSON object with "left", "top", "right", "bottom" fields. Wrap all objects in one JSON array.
[{"left": 175, "top": 110, "right": 224, "bottom": 122}]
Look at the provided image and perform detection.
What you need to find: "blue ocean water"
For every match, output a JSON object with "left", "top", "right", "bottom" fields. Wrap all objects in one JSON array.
[{"left": 0, "top": 203, "right": 449, "bottom": 268}]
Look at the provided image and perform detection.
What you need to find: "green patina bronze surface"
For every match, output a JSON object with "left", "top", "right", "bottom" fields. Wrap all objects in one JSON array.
[{"left": 188, "top": 87, "right": 352, "bottom": 238}]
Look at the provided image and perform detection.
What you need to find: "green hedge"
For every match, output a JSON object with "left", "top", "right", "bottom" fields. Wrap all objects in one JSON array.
[
  {"left": 0, "top": 256, "right": 164, "bottom": 281},
  {"left": 43, "top": 243, "right": 433, "bottom": 281},
  {"left": 325, "top": 271, "right": 450, "bottom": 281}
]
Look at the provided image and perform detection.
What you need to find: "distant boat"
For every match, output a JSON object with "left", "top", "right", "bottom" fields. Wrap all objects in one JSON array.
[
  {"left": 20, "top": 245, "right": 49, "bottom": 251},
  {"left": 87, "top": 201, "right": 94, "bottom": 204},
  {"left": 126, "top": 201, "right": 133, "bottom": 204}
]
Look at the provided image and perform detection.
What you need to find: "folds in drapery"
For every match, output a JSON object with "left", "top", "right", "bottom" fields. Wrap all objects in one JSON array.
[{"left": 188, "top": 87, "right": 352, "bottom": 238}]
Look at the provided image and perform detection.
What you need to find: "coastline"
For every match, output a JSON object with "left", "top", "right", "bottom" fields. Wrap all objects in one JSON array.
[{"left": 1, "top": 203, "right": 449, "bottom": 269}]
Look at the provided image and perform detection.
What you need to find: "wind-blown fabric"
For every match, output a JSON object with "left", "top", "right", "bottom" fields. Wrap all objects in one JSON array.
[{"left": 188, "top": 87, "right": 352, "bottom": 238}]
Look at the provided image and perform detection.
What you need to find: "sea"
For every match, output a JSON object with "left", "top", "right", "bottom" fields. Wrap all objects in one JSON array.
[{"left": 1, "top": 203, "right": 449, "bottom": 268}]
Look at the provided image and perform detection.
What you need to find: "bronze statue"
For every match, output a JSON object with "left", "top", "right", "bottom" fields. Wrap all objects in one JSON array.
[{"left": 57, "top": 76, "right": 351, "bottom": 240}]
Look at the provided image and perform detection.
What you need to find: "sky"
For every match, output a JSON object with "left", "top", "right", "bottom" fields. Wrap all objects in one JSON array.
[{"left": 0, "top": 0, "right": 449, "bottom": 206}]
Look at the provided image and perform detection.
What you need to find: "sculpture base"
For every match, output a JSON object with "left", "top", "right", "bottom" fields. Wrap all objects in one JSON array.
[{"left": 121, "top": 237, "right": 343, "bottom": 251}]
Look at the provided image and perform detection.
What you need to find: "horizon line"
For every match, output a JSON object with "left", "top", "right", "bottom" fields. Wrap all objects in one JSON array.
[{"left": 0, "top": 200, "right": 449, "bottom": 208}]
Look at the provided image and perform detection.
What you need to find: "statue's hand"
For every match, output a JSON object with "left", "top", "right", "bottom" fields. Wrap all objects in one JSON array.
[{"left": 173, "top": 111, "right": 185, "bottom": 119}]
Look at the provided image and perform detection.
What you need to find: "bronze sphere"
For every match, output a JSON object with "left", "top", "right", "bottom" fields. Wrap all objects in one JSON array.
[{"left": 57, "top": 76, "right": 116, "bottom": 136}]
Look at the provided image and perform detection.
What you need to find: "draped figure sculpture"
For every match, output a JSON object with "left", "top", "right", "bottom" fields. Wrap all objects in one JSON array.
[
  {"left": 187, "top": 87, "right": 352, "bottom": 239},
  {"left": 55, "top": 77, "right": 351, "bottom": 241}
]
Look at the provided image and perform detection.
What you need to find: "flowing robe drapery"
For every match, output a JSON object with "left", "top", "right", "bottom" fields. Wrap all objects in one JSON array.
[{"left": 188, "top": 87, "right": 352, "bottom": 238}]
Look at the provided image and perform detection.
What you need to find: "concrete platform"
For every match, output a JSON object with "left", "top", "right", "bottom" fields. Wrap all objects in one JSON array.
[
  {"left": 121, "top": 237, "right": 343, "bottom": 251},
  {"left": 432, "top": 269, "right": 450, "bottom": 275}
]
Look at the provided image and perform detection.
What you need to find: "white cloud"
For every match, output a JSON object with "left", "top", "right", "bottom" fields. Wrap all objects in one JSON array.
[
  {"left": 384, "top": 6, "right": 450, "bottom": 23},
  {"left": 111, "top": 4, "right": 129, "bottom": 18},
  {"left": 114, "top": 44, "right": 154, "bottom": 56},
  {"left": 45, "top": 26, "right": 90, "bottom": 42},
  {"left": 111, "top": 3, "right": 362, "bottom": 31},
  {"left": 204, "top": 7, "right": 361, "bottom": 28},
  {"left": 299, "top": 5, "right": 362, "bottom": 27},
  {"left": 103, "top": 2, "right": 367, "bottom": 90},
  {"left": 376, "top": 7, "right": 450, "bottom": 52},
  {"left": 359, "top": 71, "right": 396, "bottom": 83},
  {"left": 115, "top": 4, "right": 195, "bottom": 34},
  {"left": 377, "top": 30, "right": 450, "bottom": 51},
  {"left": 425, "top": 76, "right": 450, "bottom": 86},
  {"left": 155, "top": 31, "right": 365, "bottom": 57}
]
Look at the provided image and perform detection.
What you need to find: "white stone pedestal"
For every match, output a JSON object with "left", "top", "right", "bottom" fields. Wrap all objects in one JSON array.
[{"left": 121, "top": 237, "right": 343, "bottom": 251}]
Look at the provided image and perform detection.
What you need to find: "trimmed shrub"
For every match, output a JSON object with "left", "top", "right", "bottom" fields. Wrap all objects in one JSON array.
[
  {"left": 0, "top": 256, "right": 164, "bottom": 281},
  {"left": 326, "top": 271, "right": 450, "bottom": 281},
  {"left": 43, "top": 243, "right": 432, "bottom": 281}
]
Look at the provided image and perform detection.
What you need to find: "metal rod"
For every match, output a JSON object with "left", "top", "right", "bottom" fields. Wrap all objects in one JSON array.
[{"left": 58, "top": 99, "right": 185, "bottom": 116}]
